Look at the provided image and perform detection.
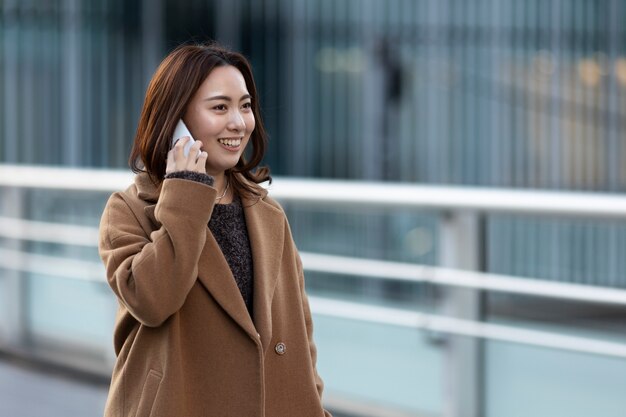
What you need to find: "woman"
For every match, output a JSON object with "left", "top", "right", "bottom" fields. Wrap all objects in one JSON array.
[{"left": 98, "top": 42, "right": 331, "bottom": 417}]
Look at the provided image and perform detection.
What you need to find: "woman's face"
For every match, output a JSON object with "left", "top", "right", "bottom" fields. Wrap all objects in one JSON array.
[{"left": 183, "top": 65, "right": 255, "bottom": 176}]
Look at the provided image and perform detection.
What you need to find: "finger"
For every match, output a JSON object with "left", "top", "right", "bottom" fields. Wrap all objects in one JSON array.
[
  {"left": 172, "top": 137, "right": 192, "bottom": 171},
  {"left": 165, "top": 151, "right": 175, "bottom": 175},
  {"left": 190, "top": 140, "right": 203, "bottom": 155},
  {"left": 175, "top": 136, "right": 191, "bottom": 146},
  {"left": 195, "top": 151, "right": 208, "bottom": 172},
  {"left": 183, "top": 141, "right": 202, "bottom": 168},
  {"left": 174, "top": 136, "right": 190, "bottom": 158}
]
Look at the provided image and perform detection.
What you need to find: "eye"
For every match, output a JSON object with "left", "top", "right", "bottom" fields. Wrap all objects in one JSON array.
[
  {"left": 242, "top": 102, "right": 252, "bottom": 110},
  {"left": 212, "top": 104, "right": 227, "bottom": 111}
]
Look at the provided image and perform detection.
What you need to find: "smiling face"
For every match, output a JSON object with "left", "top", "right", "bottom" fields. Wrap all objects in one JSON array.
[{"left": 183, "top": 65, "right": 255, "bottom": 177}]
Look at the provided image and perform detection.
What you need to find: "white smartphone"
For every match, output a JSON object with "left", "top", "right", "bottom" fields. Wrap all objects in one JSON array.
[{"left": 172, "top": 119, "right": 197, "bottom": 159}]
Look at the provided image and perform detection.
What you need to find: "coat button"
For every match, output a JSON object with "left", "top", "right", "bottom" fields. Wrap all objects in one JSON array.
[{"left": 275, "top": 342, "right": 286, "bottom": 355}]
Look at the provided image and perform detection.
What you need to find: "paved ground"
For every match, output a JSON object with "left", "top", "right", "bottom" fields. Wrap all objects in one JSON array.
[{"left": 0, "top": 357, "right": 108, "bottom": 417}]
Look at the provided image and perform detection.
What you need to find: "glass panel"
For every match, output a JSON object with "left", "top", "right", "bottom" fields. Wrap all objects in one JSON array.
[
  {"left": 27, "top": 274, "right": 115, "bottom": 351},
  {"left": 19, "top": 188, "right": 116, "bottom": 363},
  {"left": 485, "top": 291, "right": 626, "bottom": 417},
  {"left": 485, "top": 339, "right": 626, "bottom": 417},
  {"left": 315, "top": 315, "right": 444, "bottom": 415}
]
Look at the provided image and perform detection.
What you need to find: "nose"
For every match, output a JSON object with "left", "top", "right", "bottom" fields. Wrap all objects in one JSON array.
[{"left": 227, "top": 109, "right": 246, "bottom": 132}]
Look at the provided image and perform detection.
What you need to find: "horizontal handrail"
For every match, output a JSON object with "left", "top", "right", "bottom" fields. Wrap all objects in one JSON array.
[
  {"left": 2, "top": 164, "right": 626, "bottom": 360},
  {"left": 1, "top": 218, "right": 626, "bottom": 305},
  {"left": 310, "top": 297, "right": 626, "bottom": 359},
  {"left": 0, "top": 216, "right": 99, "bottom": 247},
  {"left": 0, "top": 164, "right": 133, "bottom": 192},
  {"left": 1, "top": 248, "right": 624, "bottom": 359},
  {"left": 270, "top": 179, "right": 626, "bottom": 219},
  {"left": 0, "top": 248, "right": 104, "bottom": 283},
  {"left": 300, "top": 252, "right": 626, "bottom": 306},
  {"left": 2, "top": 164, "right": 626, "bottom": 218}
]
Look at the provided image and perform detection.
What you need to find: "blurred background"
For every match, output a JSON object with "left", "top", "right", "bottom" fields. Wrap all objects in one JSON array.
[{"left": 1, "top": 0, "right": 626, "bottom": 416}]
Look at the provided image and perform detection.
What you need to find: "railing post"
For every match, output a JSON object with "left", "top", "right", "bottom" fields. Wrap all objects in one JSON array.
[
  {"left": 0, "top": 187, "right": 27, "bottom": 349},
  {"left": 438, "top": 211, "right": 484, "bottom": 417}
]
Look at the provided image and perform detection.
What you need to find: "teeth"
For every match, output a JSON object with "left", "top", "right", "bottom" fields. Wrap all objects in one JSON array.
[{"left": 218, "top": 138, "right": 241, "bottom": 147}]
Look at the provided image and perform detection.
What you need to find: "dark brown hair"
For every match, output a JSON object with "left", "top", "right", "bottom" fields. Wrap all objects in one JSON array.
[{"left": 129, "top": 41, "right": 271, "bottom": 198}]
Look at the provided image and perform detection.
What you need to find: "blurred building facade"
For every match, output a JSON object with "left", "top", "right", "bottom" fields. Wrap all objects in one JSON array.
[
  {"left": 3, "top": 0, "right": 626, "bottom": 188},
  {"left": 1, "top": 1, "right": 626, "bottom": 417}
]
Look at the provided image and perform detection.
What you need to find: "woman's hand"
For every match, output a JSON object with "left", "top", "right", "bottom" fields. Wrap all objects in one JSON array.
[{"left": 165, "top": 137, "right": 208, "bottom": 176}]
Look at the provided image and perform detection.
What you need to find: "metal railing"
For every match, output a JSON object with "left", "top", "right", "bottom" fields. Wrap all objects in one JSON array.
[{"left": 1, "top": 164, "right": 626, "bottom": 417}]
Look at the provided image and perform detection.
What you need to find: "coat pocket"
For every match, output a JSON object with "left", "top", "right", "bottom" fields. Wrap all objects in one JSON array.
[{"left": 135, "top": 369, "right": 163, "bottom": 417}]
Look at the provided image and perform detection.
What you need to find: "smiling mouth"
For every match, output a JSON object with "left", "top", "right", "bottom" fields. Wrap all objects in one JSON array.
[{"left": 217, "top": 137, "right": 242, "bottom": 148}]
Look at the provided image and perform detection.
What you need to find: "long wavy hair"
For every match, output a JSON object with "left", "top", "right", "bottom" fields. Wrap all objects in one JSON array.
[{"left": 129, "top": 41, "right": 271, "bottom": 198}]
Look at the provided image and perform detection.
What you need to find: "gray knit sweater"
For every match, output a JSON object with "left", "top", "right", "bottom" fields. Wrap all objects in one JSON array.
[{"left": 165, "top": 171, "right": 254, "bottom": 317}]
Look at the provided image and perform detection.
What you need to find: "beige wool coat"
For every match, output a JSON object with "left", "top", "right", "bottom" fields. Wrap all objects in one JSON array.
[{"left": 99, "top": 172, "right": 331, "bottom": 417}]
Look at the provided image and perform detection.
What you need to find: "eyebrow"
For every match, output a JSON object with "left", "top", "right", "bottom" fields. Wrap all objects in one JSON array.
[{"left": 204, "top": 94, "right": 252, "bottom": 102}]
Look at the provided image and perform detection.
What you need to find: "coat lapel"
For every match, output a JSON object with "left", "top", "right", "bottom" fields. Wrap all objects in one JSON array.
[
  {"left": 243, "top": 194, "right": 285, "bottom": 351},
  {"left": 194, "top": 192, "right": 285, "bottom": 348},
  {"left": 196, "top": 229, "right": 258, "bottom": 338},
  {"left": 134, "top": 173, "right": 285, "bottom": 349}
]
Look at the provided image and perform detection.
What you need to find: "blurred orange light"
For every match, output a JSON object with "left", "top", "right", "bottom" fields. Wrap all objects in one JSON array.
[
  {"left": 614, "top": 58, "right": 626, "bottom": 87},
  {"left": 578, "top": 59, "right": 601, "bottom": 87}
]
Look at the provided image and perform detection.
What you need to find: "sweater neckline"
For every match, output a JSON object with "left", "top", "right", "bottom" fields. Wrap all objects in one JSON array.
[{"left": 213, "top": 194, "right": 242, "bottom": 209}]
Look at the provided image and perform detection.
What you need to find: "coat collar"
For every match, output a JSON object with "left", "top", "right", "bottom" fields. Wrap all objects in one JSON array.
[{"left": 134, "top": 172, "right": 282, "bottom": 350}]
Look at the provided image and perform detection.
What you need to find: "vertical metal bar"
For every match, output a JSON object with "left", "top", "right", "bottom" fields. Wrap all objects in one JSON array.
[
  {"left": 574, "top": 0, "right": 584, "bottom": 189},
  {"left": 550, "top": 0, "right": 562, "bottom": 189},
  {"left": 350, "top": 0, "right": 364, "bottom": 179},
  {"left": 23, "top": 0, "right": 36, "bottom": 164},
  {"left": 429, "top": 0, "right": 442, "bottom": 184},
  {"left": 490, "top": 0, "right": 501, "bottom": 187},
  {"left": 319, "top": 0, "right": 331, "bottom": 177},
  {"left": 461, "top": 0, "right": 470, "bottom": 184},
  {"left": 41, "top": 1, "right": 53, "bottom": 164},
  {"left": 98, "top": 0, "right": 109, "bottom": 167},
  {"left": 3, "top": 0, "right": 18, "bottom": 162},
  {"left": 83, "top": 1, "right": 94, "bottom": 166},
  {"left": 114, "top": 0, "right": 126, "bottom": 165},
  {"left": 439, "top": 211, "right": 484, "bottom": 417},
  {"left": 582, "top": 0, "right": 593, "bottom": 190},
  {"left": 302, "top": 1, "right": 312, "bottom": 175},
  {"left": 290, "top": 0, "right": 304, "bottom": 175},
  {"left": 607, "top": 0, "right": 620, "bottom": 191},
  {"left": 304, "top": 0, "right": 316, "bottom": 176},
  {"left": 501, "top": 0, "right": 513, "bottom": 187},
  {"left": 0, "top": 188, "right": 26, "bottom": 348},
  {"left": 527, "top": 0, "right": 537, "bottom": 188},
  {"left": 449, "top": 0, "right": 460, "bottom": 184},
  {"left": 516, "top": 0, "right": 527, "bottom": 188},
  {"left": 450, "top": 0, "right": 464, "bottom": 184},
  {"left": 62, "top": 0, "right": 80, "bottom": 166},
  {"left": 361, "top": 0, "right": 383, "bottom": 180},
  {"left": 563, "top": 0, "right": 574, "bottom": 189},
  {"left": 466, "top": 0, "right": 477, "bottom": 185},
  {"left": 333, "top": 0, "right": 346, "bottom": 178}
]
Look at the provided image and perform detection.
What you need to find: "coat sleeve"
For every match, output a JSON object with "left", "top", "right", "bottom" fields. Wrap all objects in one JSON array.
[
  {"left": 99, "top": 178, "right": 217, "bottom": 327},
  {"left": 295, "top": 247, "right": 333, "bottom": 417}
]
